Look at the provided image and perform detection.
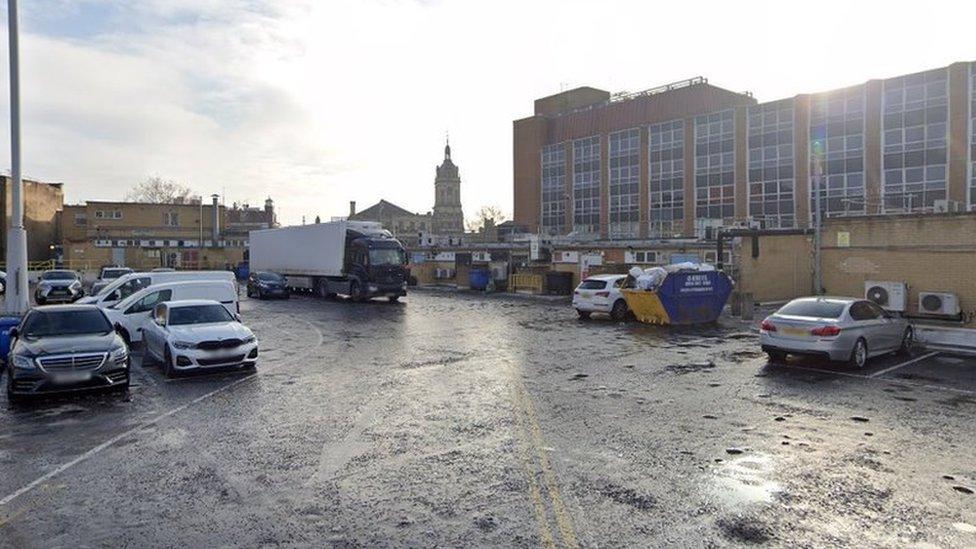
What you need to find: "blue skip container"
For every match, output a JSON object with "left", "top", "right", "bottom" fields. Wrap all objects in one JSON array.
[{"left": 622, "top": 270, "right": 734, "bottom": 325}]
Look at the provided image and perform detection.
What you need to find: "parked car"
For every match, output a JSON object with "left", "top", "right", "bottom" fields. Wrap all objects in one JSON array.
[
  {"left": 78, "top": 270, "right": 236, "bottom": 308},
  {"left": 246, "top": 271, "right": 290, "bottom": 300},
  {"left": 5, "top": 305, "right": 130, "bottom": 400},
  {"left": 34, "top": 269, "right": 84, "bottom": 304},
  {"left": 90, "top": 266, "right": 135, "bottom": 296},
  {"left": 151, "top": 267, "right": 176, "bottom": 272},
  {"left": 572, "top": 274, "right": 630, "bottom": 320},
  {"left": 104, "top": 280, "right": 239, "bottom": 344},
  {"left": 760, "top": 297, "right": 914, "bottom": 369},
  {"left": 142, "top": 299, "right": 258, "bottom": 377}
]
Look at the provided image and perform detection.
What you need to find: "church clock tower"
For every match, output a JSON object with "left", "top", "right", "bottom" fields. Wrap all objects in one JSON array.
[{"left": 433, "top": 139, "right": 464, "bottom": 234}]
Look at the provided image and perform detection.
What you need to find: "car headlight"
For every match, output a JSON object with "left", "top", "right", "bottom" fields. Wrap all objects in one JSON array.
[
  {"left": 243, "top": 334, "right": 256, "bottom": 344},
  {"left": 12, "top": 355, "right": 35, "bottom": 370},
  {"left": 109, "top": 346, "right": 128, "bottom": 363},
  {"left": 172, "top": 340, "right": 196, "bottom": 350},
  {"left": 70, "top": 281, "right": 82, "bottom": 290}
]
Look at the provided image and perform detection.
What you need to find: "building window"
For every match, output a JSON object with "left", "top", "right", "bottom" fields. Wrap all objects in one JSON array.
[
  {"left": 694, "top": 110, "right": 735, "bottom": 231},
  {"left": 95, "top": 209, "right": 123, "bottom": 219},
  {"left": 748, "top": 100, "right": 795, "bottom": 228},
  {"left": 541, "top": 143, "right": 567, "bottom": 235},
  {"left": 649, "top": 119, "right": 684, "bottom": 237},
  {"left": 810, "top": 85, "right": 866, "bottom": 218},
  {"left": 625, "top": 250, "right": 662, "bottom": 264},
  {"left": 608, "top": 128, "right": 640, "bottom": 239},
  {"left": 572, "top": 136, "right": 601, "bottom": 235},
  {"left": 882, "top": 68, "right": 948, "bottom": 213},
  {"left": 74, "top": 213, "right": 87, "bottom": 226},
  {"left": 164, "top": 212, "right": 179, "bottom": 227}
]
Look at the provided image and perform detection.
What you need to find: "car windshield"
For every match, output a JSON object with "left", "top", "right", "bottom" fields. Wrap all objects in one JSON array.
[
  {"left": 369, "top": 248, "right": 405, "bottom": 266},
  {"left": 257, "top": 272, "right": 284, "bottom": 282},
  {"left": 777, "top": 299, "right": 847, "bottom": 319},
  {"left": 101, "top": 268, "right": 131, "bottom": 279},
  {"left": 579, "top": 279, "right": 607, "bottom": 290},
  {"left": 41, "top": 271, "right": 76, "bottom": 281},
  {"left": 21, "top": 309, "right": 112, "bottom": 338},
  {"left": 169, "top": 305, "right": 234, "bottom": 326}
]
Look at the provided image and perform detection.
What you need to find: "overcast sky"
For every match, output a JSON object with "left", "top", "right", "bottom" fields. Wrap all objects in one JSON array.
[{"left": 0, "top": 0, "right": 973, "bottom": 225}]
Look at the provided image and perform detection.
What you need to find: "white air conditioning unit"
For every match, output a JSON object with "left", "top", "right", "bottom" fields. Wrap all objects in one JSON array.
[
  {"left": 918, "top": 292, "right": 960, "bottom": 316},
  {"left": 864, "top": 281, "right": 908, "bottom": 312}
]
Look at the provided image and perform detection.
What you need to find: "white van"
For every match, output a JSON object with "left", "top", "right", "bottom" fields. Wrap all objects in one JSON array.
[
  {"left": 103, "top": 280, "right": 239, "bottom": 344},
  {"left": 77, "top": 271, "right": 236, "bottom": 308}
]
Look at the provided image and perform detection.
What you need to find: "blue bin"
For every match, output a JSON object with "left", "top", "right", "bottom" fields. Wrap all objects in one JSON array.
[
  {"left": 469, "top": 268, "right": 491, "bottom": 291},
  {"left": 0, "top": 316, "right": 22, "bottom": 364}
]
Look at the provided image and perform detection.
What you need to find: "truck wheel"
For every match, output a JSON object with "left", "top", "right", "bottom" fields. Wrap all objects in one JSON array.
[{"left": 349, "top": 281, "right": 365, "bottom": 302}]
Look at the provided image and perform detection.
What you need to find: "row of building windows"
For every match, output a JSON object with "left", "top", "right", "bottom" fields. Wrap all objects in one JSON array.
[
  {"left": 648, "top": 120, "right": 684, "bottom": 237},
  {"left": 882, "top": 68, "right": 948, "bottom": 212},
  {"left": 572, "top": 136, "right": 601, "bottom": 235},
  {"left": 748, "top": 100, "right": 795, "bottom": 228},
  {"left": 541, "top": 65, "right": 976, "bottom": 236},
  {"left": 608, "top": 129, "right": 640, "bottom": 238},
  {"left": 540, "top": 144, "right": 566, "bottom": 235}
]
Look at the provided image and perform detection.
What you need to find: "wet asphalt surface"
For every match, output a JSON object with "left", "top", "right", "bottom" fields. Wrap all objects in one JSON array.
[{"left": 1, "top": 290, "right": 975, "bottom": 548}]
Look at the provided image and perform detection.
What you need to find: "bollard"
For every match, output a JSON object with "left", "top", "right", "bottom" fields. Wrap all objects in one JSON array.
[
  {"left": 730, "top": 291, "right": 742, "bottom": 317},
  {"left": 741, "top": 292, "right": 754, "bottom": 320}
]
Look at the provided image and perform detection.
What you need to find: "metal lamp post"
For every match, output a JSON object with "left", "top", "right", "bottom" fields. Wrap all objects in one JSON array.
[
  {"left": 5, "top": 0, "right": 30, "bottom": 315},
  {"left": 812, "top": 140, "right": 824, "bottom": 296}
]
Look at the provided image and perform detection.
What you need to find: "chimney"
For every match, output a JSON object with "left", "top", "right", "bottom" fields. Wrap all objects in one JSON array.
[
  {"left": 349, "top": 200, "right": 356, "bottom": 217},
  {"left": 211, "top": 194, "right": 220, "bottom": 245}
]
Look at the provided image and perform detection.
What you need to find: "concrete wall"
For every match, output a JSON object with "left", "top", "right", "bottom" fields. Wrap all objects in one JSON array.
[
  {"left": 0, "top": 178, "right": 64, "bottom": 262},
  {"left": 740, "top": 212, "right": 976, "bottom": 326},
  {"left": 739, "top": 234, "right": 813, "bottom": 302}
]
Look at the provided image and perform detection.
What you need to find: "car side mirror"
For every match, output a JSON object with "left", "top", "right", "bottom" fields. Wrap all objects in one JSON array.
[
  {"left": 109, "top": 290, "right": 120, "bottom": 301},
  {"left": 8, "top": 327, "right": 18, "bottom": 339},
  {"left": 234, "top": 313, "right": 242, "bottom": 322},
  {"left": 154, "top": 316, "right": 166, "bottom": 326}
]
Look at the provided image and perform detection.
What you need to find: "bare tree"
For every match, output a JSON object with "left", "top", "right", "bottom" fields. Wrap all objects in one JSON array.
[
  {"left": 125, "top": 176, "right": 197, "bottom": 204},
  {"left": 466, "top": 205, "right": 508, "bottom": 232}
]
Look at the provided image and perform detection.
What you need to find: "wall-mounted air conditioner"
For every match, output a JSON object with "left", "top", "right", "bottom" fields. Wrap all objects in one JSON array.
[
  {"left": 864, "top": 281, "right": 907, "bottom": 312},
  {"left": 933, "top": 199, "right": 961, "bottom": 213},
  {"left": 918, "top": 292, "right": 960, "bottom": 316}
]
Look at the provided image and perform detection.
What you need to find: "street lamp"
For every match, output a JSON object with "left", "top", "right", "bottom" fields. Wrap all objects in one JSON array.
[{"left": 4, "top": 0, "right": 29, "bottom": 315}]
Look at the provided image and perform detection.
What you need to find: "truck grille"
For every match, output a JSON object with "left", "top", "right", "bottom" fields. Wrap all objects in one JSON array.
[
  {"left": 197, "top": 339, "right": 244, "bottom": 350},
  {"left": 37, "top": 352, "right": 106, "bottom": 372}
]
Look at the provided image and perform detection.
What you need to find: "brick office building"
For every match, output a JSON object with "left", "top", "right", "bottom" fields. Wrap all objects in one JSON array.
[{"left": 513, "top": 61, "right": 976, "bottom": 239}]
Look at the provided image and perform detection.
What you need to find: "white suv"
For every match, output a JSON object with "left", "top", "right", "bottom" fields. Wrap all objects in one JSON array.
[{"left": 572, "top": 274, "right": 630, "bottom": 320}]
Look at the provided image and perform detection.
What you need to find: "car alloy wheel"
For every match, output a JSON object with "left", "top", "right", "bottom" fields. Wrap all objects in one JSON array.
[
  {"left": 610, "top": 299, "right": 628, "bottom": 321},
  {"left": 850, "top": 339, "right": 867, "bottom": 369}
]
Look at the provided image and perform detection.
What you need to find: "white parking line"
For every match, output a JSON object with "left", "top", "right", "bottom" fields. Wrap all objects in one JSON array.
[
  {"left": 869, "top": 351, "right": 940, "bottom": 379},
  {"left": 0, "top": 317, "right": 323, "bottom": 509}
]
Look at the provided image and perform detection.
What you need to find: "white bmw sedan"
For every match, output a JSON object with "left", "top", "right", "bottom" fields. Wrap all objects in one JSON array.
[{"left": 142, "top": 299, "right": 258, "bottom": 377}]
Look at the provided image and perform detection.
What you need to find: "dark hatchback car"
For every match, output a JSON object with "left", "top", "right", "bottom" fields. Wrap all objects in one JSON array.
[
  {"left": 246, "top": 271, "right": 290, "bottom": 300},
  {"left": 5, "top": 305, "right": 130, "bottom": 401}
]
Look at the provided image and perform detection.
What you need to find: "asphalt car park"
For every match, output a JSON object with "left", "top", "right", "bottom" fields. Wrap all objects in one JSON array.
[{"left": 1, "top": 290, "right": 974, "bottom": 547}]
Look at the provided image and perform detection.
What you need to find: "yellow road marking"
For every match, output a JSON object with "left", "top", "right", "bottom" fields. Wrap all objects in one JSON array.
[
  {"left": 511, "top": 393, "right": 557, "bottom": 549},
  {"left": 510, "top": 370, "right": 581, "bottom": 549}
]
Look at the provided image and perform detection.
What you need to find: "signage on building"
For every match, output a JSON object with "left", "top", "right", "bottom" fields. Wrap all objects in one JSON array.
[
  {"left": 837, "top": 231, "right": 850, "bottom": 247},
  {"left": 529, "top": 235, "right": 540, "bottom": 261}
]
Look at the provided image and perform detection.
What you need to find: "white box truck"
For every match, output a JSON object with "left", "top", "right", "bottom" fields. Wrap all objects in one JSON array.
[{"left": 249, "top": 221, "right": 408, "bottom": 301}]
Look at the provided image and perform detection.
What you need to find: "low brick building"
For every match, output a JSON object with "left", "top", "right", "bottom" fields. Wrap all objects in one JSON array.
[{"left": 61, "top": 196, "right": 248, "bottom": 270}]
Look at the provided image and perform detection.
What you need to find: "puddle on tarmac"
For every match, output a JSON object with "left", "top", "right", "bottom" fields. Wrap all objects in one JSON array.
[{"left": 711, "top": 453, "right": 782, "bottom": 506}]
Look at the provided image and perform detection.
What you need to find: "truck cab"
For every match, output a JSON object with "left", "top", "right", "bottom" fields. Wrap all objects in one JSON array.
[{"left": 343, "top": 228, "right": 408, "bottom": 301}]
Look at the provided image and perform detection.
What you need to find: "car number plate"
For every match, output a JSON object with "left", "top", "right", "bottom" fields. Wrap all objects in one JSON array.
[
  {"left": 780, "top": 327, "right": 808, "bottom": 336},
  {"left": 51, "top": 371, "right": 92, "bottom": 384}
]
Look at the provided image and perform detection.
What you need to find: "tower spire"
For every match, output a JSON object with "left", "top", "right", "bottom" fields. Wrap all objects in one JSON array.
[{"left": 444, "top": 131, "right": 451, "bottom": 160}]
